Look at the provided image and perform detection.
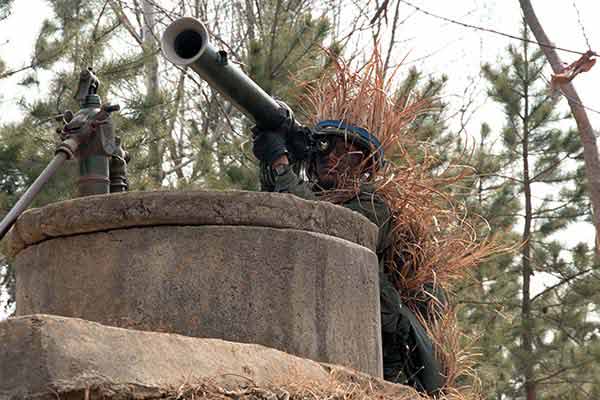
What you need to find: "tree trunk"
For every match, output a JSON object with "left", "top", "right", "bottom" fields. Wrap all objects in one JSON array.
[
  {"left": 166, "top": 72, "right": 186, "bottom": 182},
  {"left": 520, "top": 32, "right": 536, "bottom": 400},
  {"left": 244, "top": 0, "right": 256, "bottom": 43},
  {"left": 520, "top": 0, "right": 600, "bottom": 253},
  {"left": 142, "top": 0, "right": 163, "bottom": 186}
]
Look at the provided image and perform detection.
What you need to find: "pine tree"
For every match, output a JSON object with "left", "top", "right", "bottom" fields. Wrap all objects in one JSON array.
[
  {"left": 0, "top": 0, "right": 147, "bottom": 312},
  {"left": 460, "top": 24, "right": 600, "bottom": 399},
  {"left": 457, "top": 121, "right": 522, "bottom": 398},
  {"left": 108, "top": 0, "right": 174, "bottom": 188},
  {"left": 392, "top": 66, "right": 454, "bottom": 166}
]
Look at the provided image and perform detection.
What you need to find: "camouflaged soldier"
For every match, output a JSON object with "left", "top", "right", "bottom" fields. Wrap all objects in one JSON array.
[{"left": 252, "top": 120, "right": 445, "bottom": 394}]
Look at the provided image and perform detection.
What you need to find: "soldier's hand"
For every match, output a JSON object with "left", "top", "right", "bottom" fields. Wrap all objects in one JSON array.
[
  {"left": 252, "top": 127, "right": 288, "bottom": 164},
  {"left": 286, "top": 125, "right": 313, "bottom": 161}
]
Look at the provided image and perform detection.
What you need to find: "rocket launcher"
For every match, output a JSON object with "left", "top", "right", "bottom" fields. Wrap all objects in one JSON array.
[{"left": 160, "top": 17, "right": 313, "bottom": 161}]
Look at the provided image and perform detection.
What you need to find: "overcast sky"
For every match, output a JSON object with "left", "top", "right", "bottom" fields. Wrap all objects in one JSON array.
[{"left": 1, "top": 0, "right": 599, "bottom": 316}]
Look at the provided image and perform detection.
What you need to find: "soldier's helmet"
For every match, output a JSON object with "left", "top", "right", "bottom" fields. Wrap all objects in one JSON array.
[{"left": 311, "top": 120, "right": 385, "bottom": 170}]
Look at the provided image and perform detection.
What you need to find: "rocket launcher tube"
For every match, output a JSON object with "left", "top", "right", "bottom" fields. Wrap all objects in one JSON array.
[{"left": 161, "top": 17, "right": 293, "bottom": 131}]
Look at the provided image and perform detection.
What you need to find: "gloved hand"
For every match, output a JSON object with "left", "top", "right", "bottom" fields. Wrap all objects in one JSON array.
[
  {"left": 286, "top": 125, "right": 313, "bottom": 161},
  {"left": 252, "top": 127, "right": 288, "bottom": 164}
]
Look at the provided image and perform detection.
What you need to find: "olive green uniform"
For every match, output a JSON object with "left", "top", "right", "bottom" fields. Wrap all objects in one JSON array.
[{"left": 267, "top": 168, "right": 444, "bottom": 394}]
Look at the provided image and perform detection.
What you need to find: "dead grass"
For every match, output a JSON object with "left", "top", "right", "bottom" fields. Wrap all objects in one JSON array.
[
  {"left": 297, "top": 46, "right": 505, "bottom": 400},
  {"left": 159, "top": 376, "right": 479, "bottom": 400},
  {"left": 161, "top": 380, "right": 423, "bottom": 400}
]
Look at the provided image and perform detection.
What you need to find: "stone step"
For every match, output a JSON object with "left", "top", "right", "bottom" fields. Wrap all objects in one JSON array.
[{"left": 0, "top": 315, "right": 412, "bottom": 400}]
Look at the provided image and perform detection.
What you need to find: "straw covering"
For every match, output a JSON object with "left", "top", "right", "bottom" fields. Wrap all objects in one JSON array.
[{"left": 299, "top": 47, "right": 499, "bottom": 400}]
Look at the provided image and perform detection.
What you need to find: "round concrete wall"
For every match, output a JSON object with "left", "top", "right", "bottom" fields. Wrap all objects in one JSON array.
[{"left": 6, "top": 191, "right": 382, "bottom": 377}]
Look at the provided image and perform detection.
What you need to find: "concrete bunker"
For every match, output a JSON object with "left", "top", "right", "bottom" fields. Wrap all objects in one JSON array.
[{"left": 4, "top": 190, "right": 383, "bottom": 378}]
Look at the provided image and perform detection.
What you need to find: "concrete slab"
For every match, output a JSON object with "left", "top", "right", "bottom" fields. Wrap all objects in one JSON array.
[{"left": 0, "top": 315, "right": 412, "bottom": 400}]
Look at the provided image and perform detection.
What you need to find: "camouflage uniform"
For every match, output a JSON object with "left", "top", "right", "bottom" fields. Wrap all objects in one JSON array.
[{"left": 265, "top": 167, "right": 444, "bottom": 394}]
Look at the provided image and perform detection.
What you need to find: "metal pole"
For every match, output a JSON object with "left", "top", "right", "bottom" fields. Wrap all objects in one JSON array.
[{"left": 0, "top": 152, "right": 68, "bottom": 240}]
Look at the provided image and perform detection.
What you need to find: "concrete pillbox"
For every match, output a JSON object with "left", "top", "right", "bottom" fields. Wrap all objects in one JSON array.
[{"left": 5, "top": 190, "right": 382, "bottom": 377}]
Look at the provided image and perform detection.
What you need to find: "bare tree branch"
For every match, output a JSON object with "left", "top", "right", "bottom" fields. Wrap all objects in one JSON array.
[
  {"left": 520, "top": 0, "right": 600, "bottom": 253},
  {"left": 109, "top": 0, "right": 143, "bottom": 45}
]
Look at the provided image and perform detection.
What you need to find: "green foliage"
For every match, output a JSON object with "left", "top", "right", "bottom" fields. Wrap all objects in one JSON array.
[
  {"left": 0, "top": 0, "right": 144, "bottom": 312},
  {"left": 247, "top": 12, "right": 331, "bottom": 96},
  {"left": 457, "top": 27, "right": 600, "bottom": 399},
  {"left": 0, "top": 116, "right": 78, "bottom": 313},
  {"left": 384, "top": 67, "right": 453, "bottom": 167}
]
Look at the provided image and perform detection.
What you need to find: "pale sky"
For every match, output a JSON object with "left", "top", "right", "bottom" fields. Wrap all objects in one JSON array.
[
  {"left": 1, "top": 1, "right": 599, "bottom": 129},
  {"left": 1, "top": 0, "right": 599, "bottom": 316}
]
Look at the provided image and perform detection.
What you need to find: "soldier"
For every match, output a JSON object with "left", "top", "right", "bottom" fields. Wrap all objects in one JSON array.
[{"left": 252, "top": 119, "right": 446, "bottom": 394}]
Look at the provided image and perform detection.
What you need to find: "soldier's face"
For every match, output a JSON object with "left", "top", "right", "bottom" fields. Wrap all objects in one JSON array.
[{"left": 315, "top": 136, "right": 365, "bottom": 189}]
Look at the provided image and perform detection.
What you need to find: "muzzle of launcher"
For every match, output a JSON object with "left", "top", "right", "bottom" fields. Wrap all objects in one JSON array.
[{"left": 161, "top": 17, "right": 296, "bottom": 132}]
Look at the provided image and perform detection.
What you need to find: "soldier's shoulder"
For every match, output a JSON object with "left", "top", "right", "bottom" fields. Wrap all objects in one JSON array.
[{"left": 343, "top": 186, "right": 391, "bottom": 227}]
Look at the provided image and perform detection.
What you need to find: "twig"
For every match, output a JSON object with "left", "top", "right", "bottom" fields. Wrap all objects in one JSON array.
[{"left": 399, "top": 0, "right": 594, "bottom": 56}]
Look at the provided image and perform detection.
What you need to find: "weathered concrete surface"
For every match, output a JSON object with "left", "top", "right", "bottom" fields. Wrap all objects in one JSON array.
[
  {"left": 11, "top": 191, "right": 382, "bottom": 377},
  {"left": 0, "top": 315, "right": 412, "bottom": 400},
  {"left": 4, "top": 190, "right": 377, "bottom": 258}
]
